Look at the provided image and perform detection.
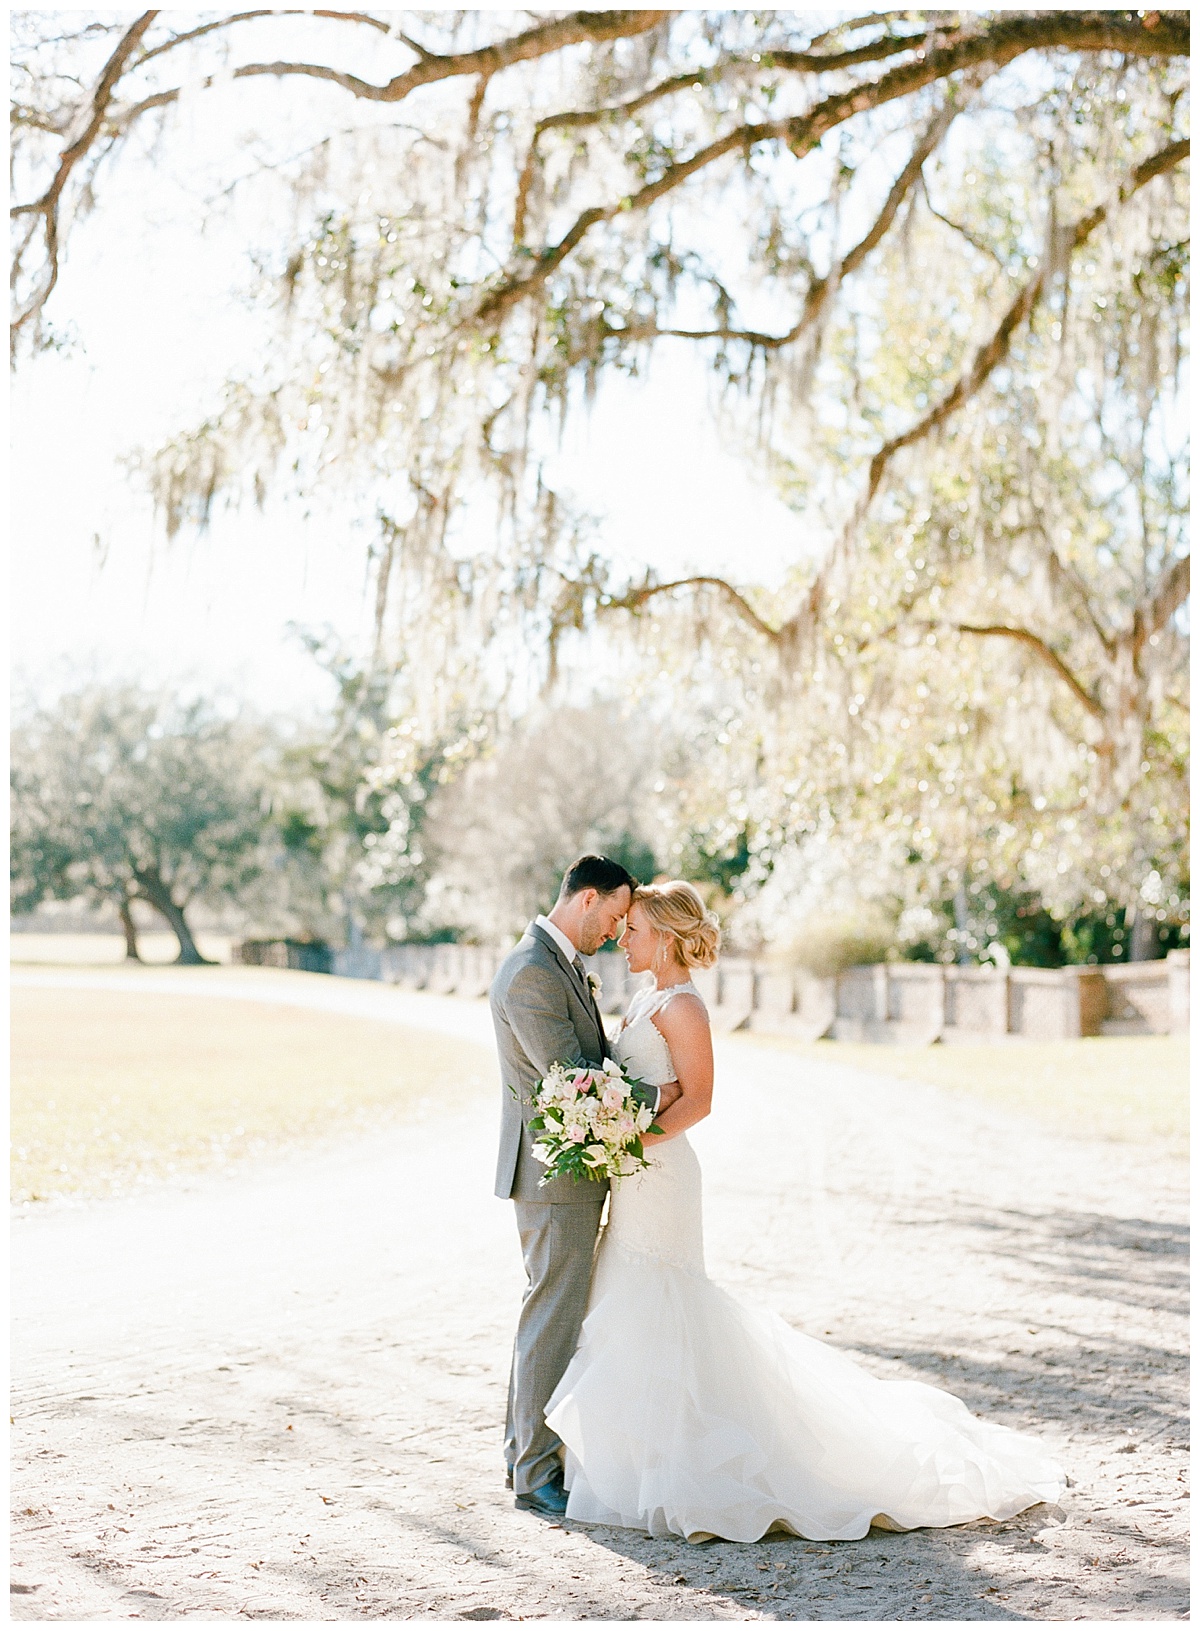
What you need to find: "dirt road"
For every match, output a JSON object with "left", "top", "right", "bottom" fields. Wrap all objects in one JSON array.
[{"left": 11, "top": 970, "right": 1188, "bottom": 1620}]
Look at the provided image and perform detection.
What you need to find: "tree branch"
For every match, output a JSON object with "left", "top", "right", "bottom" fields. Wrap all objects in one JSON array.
[
  {"left": 477, "top": 10, "right": 1188, "bottom": 328},
  {"left": 804, "top": 13, "right": 935, "bottom": 52},
  {"left": 920, "top": 176, "right": 1007, "bottom": 267},
  {"left": 115, "top": 10, "right": 670, "bottom": 126},
  {"left": 135, "top": 11, "right": 296, "bottom": 67},
  {"left": 1032, "top": 521, "right": 1117, "bottom": 660},
  {"left": 134, "top": 11, "right": 417, "bottom": 71},
  {"left": 1148, "top": 553, "right": 1191, "bottom": 633},
  {"left": 11, "top": 9, "right": 158, "bottom": 341},
  {"left": 602, "top": 577, "right": 1123, "bottom": 727},
  {"left": 514, "top": 68, "right": 709, "bottom": 246},
  {"left": 1133, "top": 552, "right": 1191, "bottom": 659},
  {"left": 950, "top": 623, "right": 1106, "bottom": 719},
  {"left": 646, "top": 94, "right": 965, "bottom": 350},
  {"left": 601, "top": 575, "right": 783, "bottom": 645},
  {"left": 510, "top": 29, "right": 965, "bottom": 247},
  {"left": 861, "top": 136, "right": 1190, "bottom": 512},
  {"left": 765, "top": 30, "right": 960, "bottom": 75}
]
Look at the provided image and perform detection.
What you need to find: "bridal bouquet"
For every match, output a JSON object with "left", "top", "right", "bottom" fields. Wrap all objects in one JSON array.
[{"left": 526, "top": 1061, "right": 662, "bottom": 1187}]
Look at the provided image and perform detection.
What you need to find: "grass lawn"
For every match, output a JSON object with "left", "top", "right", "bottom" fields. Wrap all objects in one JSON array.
[
  {"left": 11, "top": 986, "right": 494, "bottom": 1204},
  {"left": 735, "top": 1031, "right": 1189, "bottom": 1155}
]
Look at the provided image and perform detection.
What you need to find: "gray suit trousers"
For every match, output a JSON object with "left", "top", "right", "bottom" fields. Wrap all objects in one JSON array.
[{"left": 505, "top": 1193, "right": 606, "bottom": 1495}]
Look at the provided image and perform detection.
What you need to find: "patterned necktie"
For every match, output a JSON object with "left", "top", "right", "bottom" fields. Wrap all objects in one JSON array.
[{"left": 574, "top": 956, "right": 597, "bottom": 1015}]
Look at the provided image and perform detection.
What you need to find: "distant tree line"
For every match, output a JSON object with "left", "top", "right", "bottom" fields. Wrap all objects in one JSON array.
[{"left": 10, "top": 662, "right": 1188, "bottom": 970}]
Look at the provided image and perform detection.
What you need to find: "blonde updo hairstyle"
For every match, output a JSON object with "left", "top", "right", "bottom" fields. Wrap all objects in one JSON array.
[{"left": 634, "top": 880, "right": 721, "bottom": 971}]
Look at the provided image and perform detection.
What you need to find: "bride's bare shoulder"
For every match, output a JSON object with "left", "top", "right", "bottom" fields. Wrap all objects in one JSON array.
[{"left": 651, "top": 988, "right": 710, "bottom": 1037}]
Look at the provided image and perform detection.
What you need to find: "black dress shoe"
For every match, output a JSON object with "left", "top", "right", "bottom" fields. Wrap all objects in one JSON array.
[
  {"left": 504, "top": 1466, "right": 513, "bottom": 1490},
  {"left": 514, "top": 1476, "right": 569, "bottom": 1517}
]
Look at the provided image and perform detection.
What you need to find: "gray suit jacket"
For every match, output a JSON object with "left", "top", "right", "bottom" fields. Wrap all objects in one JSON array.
[{"left": 491, "top": 922, "right": 611, "bottom": 1203}]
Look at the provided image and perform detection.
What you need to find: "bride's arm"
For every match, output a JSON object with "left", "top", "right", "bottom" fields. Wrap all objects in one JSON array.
[{"left": 641, "top": 996, "right": 713, "bottom": 1144}]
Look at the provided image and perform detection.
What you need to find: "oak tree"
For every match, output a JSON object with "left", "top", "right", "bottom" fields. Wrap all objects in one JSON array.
[{"left": 11, "top": 10, "right": 1189, "bottom": 940}]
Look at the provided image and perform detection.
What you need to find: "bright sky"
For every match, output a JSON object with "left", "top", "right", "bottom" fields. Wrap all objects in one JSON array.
[
  {"left": 9, "top": 33, "right": 809, "bottom": 719},
  {"left": 10, "top": 344, "right": 810, "bottom": 715}
]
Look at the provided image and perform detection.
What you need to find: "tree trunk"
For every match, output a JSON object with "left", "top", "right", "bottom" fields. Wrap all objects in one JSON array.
[
  {"left": 158, "top": 897, "right": 213, "bottom": 966},
  {"left": 953, "top": 880, "right": 971, "bottom": 965},
  {"left": 117, "top": 894, "right": 141, "bottom": 961},
  {"left": 1127, "top": 906, "right": 1158, "bottom": 964},
  {"left": 133, "top": 870, "right": 214, "bottom": 965}
]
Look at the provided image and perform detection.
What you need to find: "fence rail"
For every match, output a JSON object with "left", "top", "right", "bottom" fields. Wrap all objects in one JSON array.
[{"left": 233, "top": 937, "right": 1189, "bottom": 1042}]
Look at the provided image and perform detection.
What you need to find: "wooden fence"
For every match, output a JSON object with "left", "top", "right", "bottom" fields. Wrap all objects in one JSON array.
[
  {"left": 586, "top": 949, "right": 1189, "bottom": 1042},
  {"left": 235, "top": 938, "right": 1188, "bottom": 1043}
]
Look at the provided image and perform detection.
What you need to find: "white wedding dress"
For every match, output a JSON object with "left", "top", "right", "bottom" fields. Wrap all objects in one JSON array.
[{"left": 545, "top": 980, "right": 1064, "bottom": 1544}]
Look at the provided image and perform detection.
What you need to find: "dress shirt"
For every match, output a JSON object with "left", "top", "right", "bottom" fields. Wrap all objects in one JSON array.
[{"left": 535, "top": 913, "right": 580, "bottom": 967}]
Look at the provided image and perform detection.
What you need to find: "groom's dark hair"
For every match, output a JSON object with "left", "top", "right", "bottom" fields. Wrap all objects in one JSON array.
[{"left": 559, "top": 854, "right": 638, "bottom": 901}]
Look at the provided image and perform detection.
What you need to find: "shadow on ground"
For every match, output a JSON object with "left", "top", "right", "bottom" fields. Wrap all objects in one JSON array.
[{"left": 572, "top": 1511, "right": 1046, "bottom": 1621}]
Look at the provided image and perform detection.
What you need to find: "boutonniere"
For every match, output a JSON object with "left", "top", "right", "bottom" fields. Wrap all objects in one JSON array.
[{"left": 586, "top": 971, "right": 603, "bottom": 1001}]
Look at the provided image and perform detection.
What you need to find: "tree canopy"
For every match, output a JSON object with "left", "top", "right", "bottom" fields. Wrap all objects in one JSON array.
[
  {"left": 11, "top": 686, "right": 268, "bottom": 962},
  {"left": 10, "top": 9, "right": 1189, "bottom": 941}
]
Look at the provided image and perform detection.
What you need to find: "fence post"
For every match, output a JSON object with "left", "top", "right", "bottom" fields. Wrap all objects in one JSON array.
[
  {"left": 1059, "top": 966, "right": 1108, "bottom": 1038},
  {"left": 1167, "top": 949, "right": 1190, "bottom": 1034}
]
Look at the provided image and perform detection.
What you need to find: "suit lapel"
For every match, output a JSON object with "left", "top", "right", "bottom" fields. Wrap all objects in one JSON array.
[
  {"left": 527, "top": 922, "right": 604, "bottom": 1049},
  {"left": 528, "top": 921, "right": 586, "bottom": 994}
]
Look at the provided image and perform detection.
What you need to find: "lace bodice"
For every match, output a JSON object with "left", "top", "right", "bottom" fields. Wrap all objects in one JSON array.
[
  {"left": 606, "top": 979, "right": 706, "bottom": 1275},
  {"left": 612, "top": 981, "right": 702, "bottom": 1087}
]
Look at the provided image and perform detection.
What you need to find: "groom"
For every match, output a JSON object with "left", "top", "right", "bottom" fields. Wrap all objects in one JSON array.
[{"left": 491, "top": 854, "right": 679, "bottom": 1515}]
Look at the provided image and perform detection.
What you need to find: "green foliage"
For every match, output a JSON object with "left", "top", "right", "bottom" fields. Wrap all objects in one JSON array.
[
  {"left": 10, "top": 686, "right": 268, "bottom": 961},
  {"left": 263, "top": 629, "right": 485, "bottom": 945},
  {"left": 900, "top": 878, "right": 1190, "bottom": 967},
  {"left": 783, "top": 911, "right": 897, "bottom": 979},
  {"left": 598, "top": 831, "right": 658, "bottom": 888},
  {"left": 277, "top": 809, "right": 323, "bottom": 857},
  {"left": 674, "top": 824, "right": 752, "bottom": 897}
]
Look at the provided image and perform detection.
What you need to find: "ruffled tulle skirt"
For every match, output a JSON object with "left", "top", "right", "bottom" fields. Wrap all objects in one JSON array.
[{"left": 546, "top": 1233, "right": 1064, "bottom": 1544}]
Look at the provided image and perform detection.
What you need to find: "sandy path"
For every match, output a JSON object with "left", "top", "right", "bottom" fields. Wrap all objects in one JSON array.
[{"left": 11, "top": 970, "right": 1188, "bottom": 1621}]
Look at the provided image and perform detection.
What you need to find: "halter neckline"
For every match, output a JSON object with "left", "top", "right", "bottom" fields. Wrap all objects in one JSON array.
[{"left": 637, "top": 979, "right": 698, "bottom": 1007}]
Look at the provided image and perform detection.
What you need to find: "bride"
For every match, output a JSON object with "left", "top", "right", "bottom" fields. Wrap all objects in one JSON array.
[{"left": 545, "top": 880, "right": 1064, "bottom": 1544}]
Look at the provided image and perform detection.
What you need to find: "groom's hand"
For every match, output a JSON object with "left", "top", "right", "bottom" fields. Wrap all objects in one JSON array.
[{"left": 656, "top": 1078, "right": 682, "bottom": 1112}]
